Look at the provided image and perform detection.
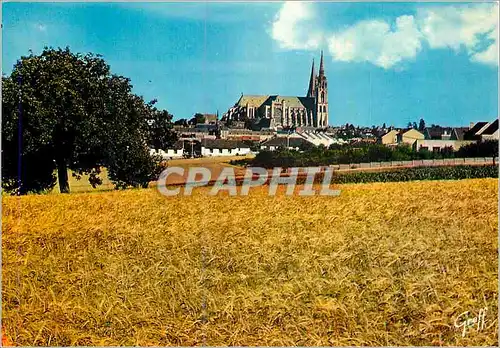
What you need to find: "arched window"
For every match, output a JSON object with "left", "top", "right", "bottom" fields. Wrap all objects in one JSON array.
[
  {"left": 321, "top": 92, "right": 325, "bottom": 102},
  {"left": 323, "top": 105, "right": 327, "bottom": 112}
]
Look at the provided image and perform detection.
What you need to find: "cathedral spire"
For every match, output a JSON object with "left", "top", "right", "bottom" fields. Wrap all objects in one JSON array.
[
  {"left": 319, "top": 50, "right": 325, "bottom": 76},
  {"left": 306, "top": 58, "right": 315, "bottom": 97}
]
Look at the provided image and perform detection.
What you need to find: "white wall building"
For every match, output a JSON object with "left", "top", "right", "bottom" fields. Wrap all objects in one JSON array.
[
  {"left": 298, "top": 131, "right": 347, "bottom": 147},
  {"left": 414, "top": 139, "right": 475, "bottom": 151},
  {"left": 201, "top": 139, "right": 251, "bottom": 157},
  {"left": 150, "top": 141, "right": 185, "bottom": 159}
]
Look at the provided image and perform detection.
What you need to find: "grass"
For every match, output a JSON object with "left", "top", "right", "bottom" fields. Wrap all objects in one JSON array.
[
  {"left": 48, "top": 155, "right": 255, "bottom": 193},
  {"left": 49, "top": 168, "right": 116, "bottom": 194},
  {"left": 2, "top": 179, "right": 498, "bottom": 346}
]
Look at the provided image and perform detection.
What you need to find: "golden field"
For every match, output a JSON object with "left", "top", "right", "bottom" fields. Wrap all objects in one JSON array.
[{"left": 2, "top": 178, "right": 498, "bottom": 346}]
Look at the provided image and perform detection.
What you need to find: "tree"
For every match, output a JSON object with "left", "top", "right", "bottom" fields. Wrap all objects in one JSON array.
[
  {"left": 457, "top": 140, "right": 499, "bottom": 158},
  {"left": 412, "top": 122, "right": 418, "bottom": 129},
  {"left": 189, "top": 113, "right": 205, "bottom": 125},
  {"left": 174, "top": 118, "right": 189, "bottom": 126},
  {"left": 146, "top": 102, "right": 177, "bottom": 150},
  {"left": 2, "top": 47, "right": 173, "bottom": 194},
  {"left": 418, "top": 118, "right": 426, "bottom": 132}
]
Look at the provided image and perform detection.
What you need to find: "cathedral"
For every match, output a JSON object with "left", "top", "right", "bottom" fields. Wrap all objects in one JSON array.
[{"left": 222, "top": 51, "right": 329, "bottom": 129}]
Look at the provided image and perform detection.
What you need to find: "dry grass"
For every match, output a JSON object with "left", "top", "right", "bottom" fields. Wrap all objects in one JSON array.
[
  {"left": 49, "top": 168, "right": 115, "bottom": 194},
  {"left": 2, "top": 179, "right": 498, "bottom": 346},
  {"left": 48, "top": 156, "right": 253, "bottom": 193}
]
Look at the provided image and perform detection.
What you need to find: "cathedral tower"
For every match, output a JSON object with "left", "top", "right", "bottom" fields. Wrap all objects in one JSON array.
[
  {"left": 306, "top": 58, "right": 316, "bottom": 98},
  {"left": 305, "top": 51, "right": 329, "bottom": 128},
  {"left": 315, "top": 50, "right": 328, "bottom": 127}
]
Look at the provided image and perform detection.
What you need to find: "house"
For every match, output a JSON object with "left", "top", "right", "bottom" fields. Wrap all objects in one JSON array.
[
  {"left": 150, "top": 140, "right": 185, "bottom": 159},
  {"left": 350, "top": 138, "right": 377, "bottom": 147},
  {"left": 414, "top": 139, "right": 475, "bottom": 152},
  {"left": 397, "top": 129, "right": 424, "bottom": 146},
  {"left": 480, "top": 119, "right": 499, "bottom": 141},
  {"left": 200, "top": 139, "right": 251, "bottom": 157},
  {"left": 175, "top": 126, "right": 212, "bottom": 140},
  {"left": 414, "top": 124, "right": 480, "bottom": 152},
  {"left": 224, "top": 129, "right": 275, "bottom": 142},
  {"left": 203, "top": 113, "right": 218, "bottom": 124},
  {"left": 297, "top": 131, "right": 347, "bottom": 147},
  {"left": 377, "top": 126, "right": 475, "bottom": 151},
  {"left": 458, "top": 120, "right": 499, "bottom": 141},
  {"left": 451, "top": 127, "right": 470, "bottom": 141},
  {"left": 424, "top": 126, "right": 454, "bottom": 140},
  {"left": 379, "top": 130, "right": 399, "bottom": 145},
  {"left": 260, "top": 137, "right": 314, "bottom": 151},
  {"left": 463, "top": 122, "right": 490, "bottom": 140}
]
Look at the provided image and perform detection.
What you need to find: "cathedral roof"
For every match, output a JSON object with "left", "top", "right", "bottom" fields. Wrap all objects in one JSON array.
[
  {"left": 236, "top": 95, "right": 315, "bottom": 110},
  {"left": 236, "top": 95, "right": 270, "bottom": 108},
  {"left": 280, "top": 96, "right": 315, "bottom": 109}
]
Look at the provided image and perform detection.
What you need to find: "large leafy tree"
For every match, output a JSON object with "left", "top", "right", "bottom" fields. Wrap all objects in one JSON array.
[{"left": 2, "top": 47, "right": 175, "bottom": 194}]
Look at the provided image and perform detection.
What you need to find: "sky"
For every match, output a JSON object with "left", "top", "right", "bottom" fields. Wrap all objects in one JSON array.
[{"left": 2, "top": 1, "right": 499, "bottom": 127}]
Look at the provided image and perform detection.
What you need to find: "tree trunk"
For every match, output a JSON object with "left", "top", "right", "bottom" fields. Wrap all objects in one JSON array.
[{"left": 57, "top": 158, "right": 70, "bottom": 193}]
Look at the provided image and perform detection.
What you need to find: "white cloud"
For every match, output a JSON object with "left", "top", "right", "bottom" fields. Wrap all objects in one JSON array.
[
  {"left": 271, "top": 2, "right": 322, "bottom": 50},
  {"left": 472, "top": 38, "right": 498, "bottom": 65},
  {"left": 270, "top": 2, "right": 499, "bottom": 69},
  {"left": 328, "top": 15, "right": 423, "bottom": 69},
  {"left": 418, "top": 3, "right": 498, "bottom": 65}
]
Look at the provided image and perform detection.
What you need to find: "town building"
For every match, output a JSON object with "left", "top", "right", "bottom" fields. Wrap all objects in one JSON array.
[
  {"left": 260, "top": 137, "right": 314, "bottom": 151},
  {"left": 480, "top": 120, "right": 499, "bottom": 141},
  {"left": 397, "top": 129, "right": 425, "bottom": 146},
  {"left": 464, "top": 120, "right": 499, "bottom": 141},
  {"left": 150, "top": 140, "right": 184, "bottom": 159},
  {"left": 201, "top": 139, "right": 251, "bottom": 157},
  {"left": 223, "top": 129, "right": 275, "bottom": 142},
  {"left": 379, "top": 130, "right": 399, "bottom": 145},
  {"left": 379, "top": 126, "right": 475, "bottom": 151},
  {"left": 295, "top": 131, "right": 347, "bottom": 147},
  {"left": 202, "top": 113, "right": 218, "bottom": 124}
]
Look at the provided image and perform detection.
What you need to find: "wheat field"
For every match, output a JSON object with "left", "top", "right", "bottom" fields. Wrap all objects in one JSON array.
[{"left": 2, "top": 179, "right": 498, "bottom": 346}]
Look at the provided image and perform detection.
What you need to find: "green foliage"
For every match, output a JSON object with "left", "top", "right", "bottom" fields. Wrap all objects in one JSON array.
[
  {"left": 146, "top": 104, "right": 177, "bottom": 150},
  {"left": 174, "top": 118, "right": 189, "bottom": 126},
  {"left": 287, "top": 165, "right": 498, "bottom": 186},
  {"left": 330, "top": 165, "right": 498, "bottom": 184},
  {"left": 189, "top": 113, "right": 205, "bottom": 125},
  {"left": 240, "top": 140, "right": 260, "bottom": 152},
  {"left": 107, "top": 144, "right": 166, "bottom": 190},
  {"left": 456, "top": 140, "right": 499, "bottom": 158},
  {"left": 2, "top": 47, "right": 175, "bottom": 194},
  {"left": 418, "top": 118, "right": 426, "bottom": 132}
]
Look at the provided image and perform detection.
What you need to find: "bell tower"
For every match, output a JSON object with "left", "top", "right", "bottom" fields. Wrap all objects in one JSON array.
[{"left": 315, "top": 50, "right": 328, "bottom": 128}]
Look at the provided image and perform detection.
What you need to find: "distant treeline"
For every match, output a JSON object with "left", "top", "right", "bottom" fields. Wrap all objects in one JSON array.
[{"left": 232, "top": 140, "right": 498, "bottom": 168}]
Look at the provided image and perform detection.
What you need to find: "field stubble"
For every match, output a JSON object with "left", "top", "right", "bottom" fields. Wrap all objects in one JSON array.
[{"left": 2, "top": 178, "right": 498, "bottom": 346}]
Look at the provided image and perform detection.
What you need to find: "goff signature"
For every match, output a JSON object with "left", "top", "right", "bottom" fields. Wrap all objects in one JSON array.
[{"left": 454, "top": 307, "right": 487, "bottom": 337}]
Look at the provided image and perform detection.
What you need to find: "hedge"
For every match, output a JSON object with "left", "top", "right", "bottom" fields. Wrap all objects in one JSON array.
[{"left": 318, "top": 165, "right": 498, "bottom": 185}]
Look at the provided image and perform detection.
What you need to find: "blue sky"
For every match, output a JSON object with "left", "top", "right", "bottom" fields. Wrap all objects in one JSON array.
[{"left": 3, "top": 1, "right": 498, "bottom": 127}]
